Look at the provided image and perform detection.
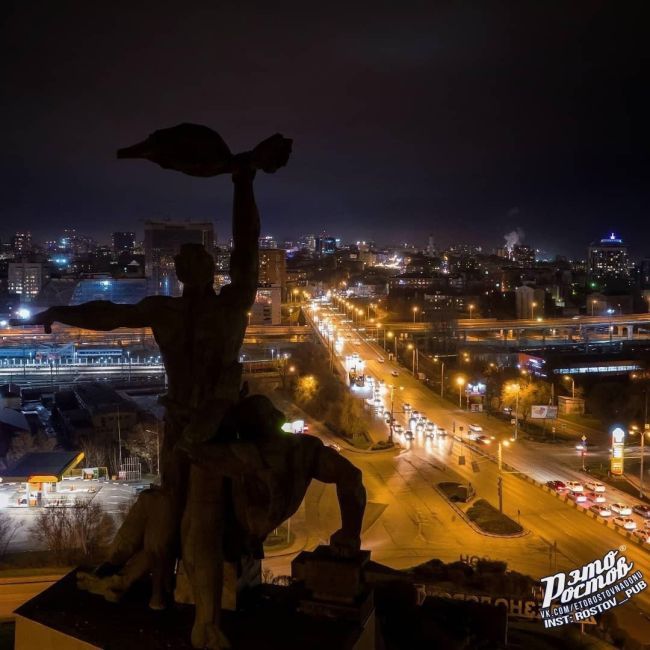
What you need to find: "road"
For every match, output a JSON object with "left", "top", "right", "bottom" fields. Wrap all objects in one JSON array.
[{"left": 292, "top": 300, "right": 650, "bottom": 643}]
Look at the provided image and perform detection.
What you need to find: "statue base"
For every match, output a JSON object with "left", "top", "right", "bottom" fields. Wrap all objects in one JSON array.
[{"left": 14, "top": 565, "right": 376, "bottom": 649}]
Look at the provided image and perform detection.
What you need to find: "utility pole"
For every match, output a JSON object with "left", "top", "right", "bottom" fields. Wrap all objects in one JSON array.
[{"left": 497, "top": 476, "right": 503, "bottom": 513}]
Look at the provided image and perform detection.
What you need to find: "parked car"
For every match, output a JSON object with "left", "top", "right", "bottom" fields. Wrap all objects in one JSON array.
[
  {"left": 633, "top": 505, "right": 650, "bottom": 519},
  {"left": 590, "top": 504, "right": 612, "bottom": 517},
  {"left": 614, "top": 517, "right": 637, "bottom": 531},
  {"left": 546, "top": 480, "right": 567, "bottom": 492},
  {"left": 585, "top": 481, "right": 606, "bottom": 493},
  {"left": 565, "top": 481, "right": 584, "bottom": 493},
  {"left": 610, "top": 503, "right": 633, "bottom": 516}
]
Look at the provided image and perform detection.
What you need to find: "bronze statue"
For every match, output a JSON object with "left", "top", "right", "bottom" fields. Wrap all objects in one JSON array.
[
  {"left": 18, "top": 124, "right": 292, "bottom": 649},
  {"left": 79, "top": 395, "right": 367, "bottom": 649}
]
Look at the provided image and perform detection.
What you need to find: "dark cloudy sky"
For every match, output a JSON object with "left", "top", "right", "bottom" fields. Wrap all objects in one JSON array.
[{"left": 1, "top": 1, "right": 648, "bottom": 256}]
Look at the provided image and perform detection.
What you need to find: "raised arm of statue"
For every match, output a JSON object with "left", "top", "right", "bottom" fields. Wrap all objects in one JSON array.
[
  {"left": 312, "top": 443, "right": 367, "bottom": 553},
  {"left": 15, "top": 297, "right": 163, "bottom": 332},
  {"left": 222, "top": 165, "right": 260, "bottom": 310}
]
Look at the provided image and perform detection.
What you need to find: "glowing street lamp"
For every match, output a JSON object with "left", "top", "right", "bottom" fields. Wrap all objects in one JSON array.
[
  {"left": 563, "top": 375, "right": 575, "bottom": 398},
  {"left": 469, "top": 304, "right": 475, "bottom": 319},
  {"left": 456, "top": 376, "right": 466, "bottom": 408},
  {"left": 412, "top": 306, "right": 419, "bottom": 323},
  {"left": 531, "top": 301, "right": 538, "bottom": 320}
]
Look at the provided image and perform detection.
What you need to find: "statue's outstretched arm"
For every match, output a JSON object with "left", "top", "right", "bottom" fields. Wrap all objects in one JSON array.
[
  {"left": 15, "top": 297, "right": 160, "bottom": 332},
  {"left": 312, "top": 444, "right": 366, "bottom": 549}
]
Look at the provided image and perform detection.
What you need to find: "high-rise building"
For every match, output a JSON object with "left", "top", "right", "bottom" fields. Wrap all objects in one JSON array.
[
  {"left": 512, "top": 245, "right": 535, "bottom": 266},
  {"left": 259, "top": 249, "right": 287, "bottom": 292},
  {"left": 144, "top": 220, "right": 215, "bottom": 296},
  {"left": 12, "top": 232, "right": 32, "bottom": 256},
  {"left": 316, "top": 237, "right": 337, "bottom": 255},
  {"left": 259, "top": 235, "right": 278, "bottom": 249},
  {"left": 588, "top": 233, "right": 629, "bottom": 283},
  {"left": 112, "top": 231, "right": 136, "bottom": 254},
  {"left": 8, "top": 262, "right": 45, "bottom": 302}
]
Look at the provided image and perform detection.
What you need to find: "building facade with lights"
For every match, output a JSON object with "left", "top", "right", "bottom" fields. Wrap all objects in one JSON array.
[{"left": 588, "top": 233, "right": 630, "bottom": 283}]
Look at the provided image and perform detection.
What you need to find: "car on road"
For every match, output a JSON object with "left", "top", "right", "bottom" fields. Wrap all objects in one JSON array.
[
  {"left": 425, "top": 423, "right": 436, "bottom": 437},
  {"left": 585, "top": 481, "right": 605, "bottom": 493},
  {"left": 634, "top": 505, "right": 650, "bottom": 518},
  {"left": 565, "top": 481, "right": 584, "bottom": 493},
  {"left": 404, "top": 430, "right": 414, "bottom": 441},
  {"left": 546, "top": 480, "right": 567, "bottom": 492},
  {"left": 391, "top": 370, "right": 399, "bottom": 377},
  {"left": 567, "top": 491, "right": 587, "bottom": 503},
  {"left": 377, "top": 356, "right": 385, "bottom": 363},
  {"left": 403, "top": 403, "right": 411, "bottom": 413},
  {"left": 586, "top": 491, "right": 606, "bottom": 504},
  {"left": 468, "top": 424, "right": 483, "bottom": 436},
  {"left": 590, "top": 504, "right": 612, "bottom": 517},
  {"left": 613, "top": 517, "right": 637, "bottom": 531},
  {"left": 634, "top": 530, "right": 650, "bottom": 544},
  {"left": 327, "top": 443, "right": 342, "bottom": 453},
  {"left": 436, "top": 427, "right": 448, "bottom": 436},
  {"left": 393, "top": 423, "right": 404, "bottom": 435},
  {"left": 384, "top": 413, "right": 393, "bottom": 424},
  {"left": 475, "top": 434, "right": 492, "bottom": 445},
  {"left": 610, "top": 503, "right": 633, "bottom": 516}
]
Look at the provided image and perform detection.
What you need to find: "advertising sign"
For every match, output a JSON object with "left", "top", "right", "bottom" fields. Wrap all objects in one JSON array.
[
  {"left": 611, "top": 427, "right": 625, "bottom": 476},
  {"left": 531, "top": 405, "right": 558, "bottom": 419}
]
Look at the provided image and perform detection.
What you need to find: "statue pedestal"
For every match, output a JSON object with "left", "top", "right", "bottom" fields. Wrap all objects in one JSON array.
[
  {"left": 291, "top": 546, "right": 375, "bottom": 650},
  {"left": 14, "top": 561, "right": 377, "bottom": 649}
]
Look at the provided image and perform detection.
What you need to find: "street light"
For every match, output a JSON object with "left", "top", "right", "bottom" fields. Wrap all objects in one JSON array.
[
  {"left": 631, "top": 425, "right": 649, "bottom": 498},
  {"left": 412, "top": 306, "right": 419, "bottom": 323},
  {"left": 497, "top": 438, "right": 510, "bottom": 473},
  {"left": 469, "top": 304, "right": 475, "bottom": 320},
  {"left": 456, "top": 376, "right": 466, "bottom": 408},
  {"left": 407, "top": 343, "right": 418, "bottom": 376},
  {"left": 531, "top": 301, "right": 538, "bottom": 320},
  {"left": 507, "top": 383, "right": 521, "bottom": 440},
  {"left": 563, "top": 375, "right": 575, "bottom": 398},
  {"left": 591, "top": 300, "right": 597, "bottom": 316},
  {"left": 434, "top": 356, "right": 445, "bottom": 398}
]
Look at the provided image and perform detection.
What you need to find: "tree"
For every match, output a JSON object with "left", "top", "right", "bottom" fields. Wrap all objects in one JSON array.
[
  {"left": 6, "top": 430, "right": 56, "bottom": 467},
  {"left": 337, "top": 393, "right": 370, "bottom": 439},
  {"left": 31, "top": 500, "right": 114, "bottom": 564},
  {"left": 500, "top": 380, "right": 552, "bottom": 421},
  {"left": 0, "top": 512, "right": 23, "bottom": 559},
  {"left": 124, "top": 423, "right": 159, "bottom": 475},
  {"left": 294, "top": 375, "right": 318, "bottom": 406}
]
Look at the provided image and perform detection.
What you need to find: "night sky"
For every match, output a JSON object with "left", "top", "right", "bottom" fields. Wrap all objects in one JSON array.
[{"left": 1, "top": 1, "right": 648, "bottom": 257}]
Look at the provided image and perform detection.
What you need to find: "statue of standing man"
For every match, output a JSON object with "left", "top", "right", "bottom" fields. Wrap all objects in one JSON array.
[{"left": 18, "top": 124, "right": 292, "bottom": 649}]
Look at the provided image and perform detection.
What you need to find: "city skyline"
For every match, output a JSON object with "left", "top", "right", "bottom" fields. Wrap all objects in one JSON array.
[{"left": 1, "top": 3, "right": 648, "bottom": 256}]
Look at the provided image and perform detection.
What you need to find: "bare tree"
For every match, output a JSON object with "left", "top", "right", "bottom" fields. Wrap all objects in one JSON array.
[
  {"left": 0, "top": 512, "right": 23, "bottom": 559},
  {"left": 123, "top": 423, "right": 159, "bottom": 474},
  {"left": 30, "top": 500, "right": 114, "bottom": 563},
  {"left": 31, "top": 506, "right": 71, "bottom": 564},
  {"left": 69, "top": 499, "right": 114, "bottom": 557}
]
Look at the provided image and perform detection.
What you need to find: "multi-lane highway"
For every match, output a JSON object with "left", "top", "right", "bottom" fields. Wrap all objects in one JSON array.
[{"left": 291, "top": 300, "right": 650, "bottom": 642}]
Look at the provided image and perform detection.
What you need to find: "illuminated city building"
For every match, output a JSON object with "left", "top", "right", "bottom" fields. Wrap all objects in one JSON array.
[
  {"left": 588, "top": 233, "right": 629, "bottom": 282},
  {"left": 144, "top": 220, "right": 214, "bottom": 296},
  {"left": 8, "top": 261, "right": 45, "bottom": 303}
]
